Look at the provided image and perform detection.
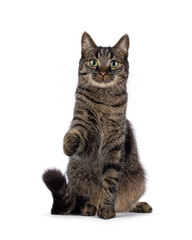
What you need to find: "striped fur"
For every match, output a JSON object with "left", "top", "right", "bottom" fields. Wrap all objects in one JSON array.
[{"left": 43, "top": 32, "right": 152, "bottom": 219}]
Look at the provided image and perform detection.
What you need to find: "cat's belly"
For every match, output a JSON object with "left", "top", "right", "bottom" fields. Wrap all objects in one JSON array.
[{"left": 67, "top": 156, "right": 102, "bottom": 197}]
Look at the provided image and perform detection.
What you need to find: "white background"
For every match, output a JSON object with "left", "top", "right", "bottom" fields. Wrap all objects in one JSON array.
[{"left": 0, "top": 0, "right": 192, "bottom": 239}]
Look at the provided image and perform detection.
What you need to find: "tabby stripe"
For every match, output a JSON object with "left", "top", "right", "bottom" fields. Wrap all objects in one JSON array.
[
  {"left": 77, "top": 129, "right": 87, "bottom": 145},
  {"left": 103, "top": 199, "right": 112, "bottom": 205},
  {"left": 73, "top": 119, "right": 98, "bottom": 133},
  {"left": 108, "top": 130, "right": 124, "bottom": 140},
  {"left": 75, "top": 117, "right": 98, "bottom": 131},
  {"left": 74, "top": 129, "right": 88, "bottom": 155},
  {"left": 103, "top": 164, "right": 121, "bottom": 174},
  {"left": 85, "top": 107, "right": 95, "bottom": 118},
  {"left": 77, "top": 107, "right": 98, "bottom": 125},
  {"left": 110, "top": 177, "right": 119, "bottom": 182},
  {"left": 108, "top": 145, "right": 122, "bottom": 153},
  {"left": 73, "top": 117, "right": 92, "bottom": 128},
  {"left": 105, "top": 178, "right": 116, "bottom": 186},
  {"left": 74, "top": 109, "right": 83, "bottom": 115},
  {"left": 77, "top": 86, "right": 95, "bottom": 94},
  {"left": 77, "top": 86, "right": 127, "bottom": 108},
  {"left": 120, "top": 74, "right": 128, "bottom": 79},
  {"left": 75, "top": 106, "right": 95, "bottom": 118},
  {"left": 111, "top": 99, "right": 127, "bottom": 108},
  {"left": 103, "top": 199, "right": 114, "bottom": 207},
  {"left": 108, "top": 186, "right": 117, "bottom": 194},
  {"left": 79, "top": 72, "right": 88, "bottom": 75},
  {"left": 106, "top": 47, "right": 114, "bottom": 59},
  {"left": 77, "top": 91, "right": 127, "bottom": 108},
  {"left": 77, "top": 85, "right": 127, "bottom": 107},
  {"left": 110, "top": 51, "right": 114, "bottom": 59},
  {"left": 75, "top": 97, "right": 101, "bottom": 118},
  {"left": 76, "top": 91, "right": 105, "bottom": 105},
  {"left": 95, "top": 47, "right": 102, "bottom": 58},
  {"left": 102, "top": 130, "right": 125, "bottom": 150},
  {"left": 115, "top": 90, "right": 127, "bottom": 96},
  {"left": 88, "top": 116, "right": 98, "bottom": 125},
  {"left": 75, "top": 96, "right": 88, "bottom": 106},
  {"left": 72, "top": 123, "right": 88, "bottom": 132},
  {"left": 108, "top": 119, "right": 123, "bottom": 127}
]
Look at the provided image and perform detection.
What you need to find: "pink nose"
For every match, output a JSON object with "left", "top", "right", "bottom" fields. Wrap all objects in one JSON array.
[{"left": 100, "top": 72, "right": 106, "bottom": 76}]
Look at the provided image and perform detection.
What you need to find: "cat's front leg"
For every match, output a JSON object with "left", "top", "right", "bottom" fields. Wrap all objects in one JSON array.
[
  {"left": 63, "top": 128, "right": 87, "bottom": 156},
  {"left": 98, "top": 145, "right": 123, "bottom": 219}
]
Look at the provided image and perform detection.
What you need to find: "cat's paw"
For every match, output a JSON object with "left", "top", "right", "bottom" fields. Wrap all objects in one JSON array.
[
  {"left": 63, "top": 131, "right": 80, "bottom": 156},
  {"left": 97, "top": 206, "right": 116, "bottom": 219},
  {"left": 131, "top": 202, "right": 153, "bottom": 213},
  {"left": 81, "top": 204, "right": 96, "bottom": 216}
]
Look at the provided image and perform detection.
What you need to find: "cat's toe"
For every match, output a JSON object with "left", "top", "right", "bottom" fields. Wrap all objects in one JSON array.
[
  {"left": 81, "top": 204, "right": 96, "bottom": 216},
  {"left": 63, "top": 133, "right": 80, "bottom": 156},
  {"left": 97, "top": 206, "right": 116, "bottom": 219},
  {"left": 131, "top": 202, "right": 153, "bottom": 213}
]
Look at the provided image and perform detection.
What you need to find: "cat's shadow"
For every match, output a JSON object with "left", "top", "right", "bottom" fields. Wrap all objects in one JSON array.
[
  {"left": 115, "top": 212, "right": 148, "bottom": 218},
  {"left": 43, "top": 212, "right": 151, "bottom": 220}
]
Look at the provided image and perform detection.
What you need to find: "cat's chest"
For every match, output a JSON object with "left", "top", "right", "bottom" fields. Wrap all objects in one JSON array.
[
  {"left": 97, "top": 111, "right": 124, "bottom": 135},
  {"left": 97, "top": 111, "right": 112, "bottom": 126}
]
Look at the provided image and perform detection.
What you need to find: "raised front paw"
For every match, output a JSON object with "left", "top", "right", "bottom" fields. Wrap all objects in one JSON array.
[
  {"left": 97, "top": 206, "right": 116, "bottom": 219},
  {"left": 63, "top": 131, "right": 80, "bottom": 156}
]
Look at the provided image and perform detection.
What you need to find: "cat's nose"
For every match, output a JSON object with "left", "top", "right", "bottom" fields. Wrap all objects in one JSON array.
[{"left": 100, "top": 72, "right": 106, "bottom": 76}]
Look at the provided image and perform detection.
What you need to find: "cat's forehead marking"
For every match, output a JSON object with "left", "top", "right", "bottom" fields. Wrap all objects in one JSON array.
[{"left": 95, "top": 47, "right": 114, "bottom": 59}]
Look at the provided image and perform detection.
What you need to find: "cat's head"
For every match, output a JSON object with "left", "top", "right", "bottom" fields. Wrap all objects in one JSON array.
[{"left": 79, "top": 32, "right": 129, "bottom": 88}]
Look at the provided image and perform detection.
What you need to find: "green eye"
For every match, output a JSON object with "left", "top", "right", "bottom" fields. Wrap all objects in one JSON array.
[
  {"left": 110, "top": 60, "right": 119, "bottom": 68},
  {"left": 89, "top": 59, "right": 98, "bottom": 67}
]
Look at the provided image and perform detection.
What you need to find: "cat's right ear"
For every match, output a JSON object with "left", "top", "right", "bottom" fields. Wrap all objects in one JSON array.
[
  {"left": 113, "top": 34, "right": 129, "bottom": 58},
  {"left": 81, "top": 32, "right": 97, "bottom": 56}
]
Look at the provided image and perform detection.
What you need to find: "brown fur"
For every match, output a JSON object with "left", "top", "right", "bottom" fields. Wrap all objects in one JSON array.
[{"left": 43, "top": 32, "right": 152, "bottom": 219}]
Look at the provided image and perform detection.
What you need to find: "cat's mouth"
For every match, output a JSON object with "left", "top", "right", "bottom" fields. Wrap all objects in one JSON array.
[{"left": 93, "top": 74, "right": 113, "bottom": 84}]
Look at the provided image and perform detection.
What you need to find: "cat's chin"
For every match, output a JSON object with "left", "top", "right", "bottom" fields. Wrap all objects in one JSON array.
[{"left": 89, "top": 79, "right": 116, "bottom": 88}]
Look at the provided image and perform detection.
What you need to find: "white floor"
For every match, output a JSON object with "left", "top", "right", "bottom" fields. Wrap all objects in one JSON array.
[
  {"left": 2, "top": 203, "right": 190, "bottom": 240},
  {"left": 1, "top": 173, "right": 191, "bottom": 240}
]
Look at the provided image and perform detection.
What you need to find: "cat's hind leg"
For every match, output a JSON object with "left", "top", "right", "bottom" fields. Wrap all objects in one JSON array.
[
  {"left": 81, "top": 204, "right": 97, "bottom": 216},
  {"left": 130, "top": 202, "right": 152, "bottom": 213},
  {"left": 79, "top": 192, "right": 100, "bottom": 216},
  {"left": 69, "top": 195, "right": 97, "bottom": 216}
]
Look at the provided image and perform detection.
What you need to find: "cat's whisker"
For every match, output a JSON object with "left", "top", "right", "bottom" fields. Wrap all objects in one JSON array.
[
  {"left": 63, "top": 64, "right": 77, "bottom": 74},
  {"left": 83, "top": 83, "right": 90, "bottom": 95},
  {"left": 115, "top": 84, "right": 121, "bottom": 93},
  {"left": 114, "top": 83, "right": 126, "bottom": 96},
  {"left": 77, "top": 82, "right": 91, "bottom": 96},
  {"left": 61, "top": 78, "right": 77, "bottom": 87}
]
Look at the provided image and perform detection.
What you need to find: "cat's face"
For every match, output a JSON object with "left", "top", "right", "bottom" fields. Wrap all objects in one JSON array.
[{"left": 79, "top": 32, "right": 129, "bottom": 88}]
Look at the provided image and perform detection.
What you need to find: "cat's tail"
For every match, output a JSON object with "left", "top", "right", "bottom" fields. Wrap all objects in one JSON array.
[{"left": 42, "top": 169, "right": 75, "bottom": 214}]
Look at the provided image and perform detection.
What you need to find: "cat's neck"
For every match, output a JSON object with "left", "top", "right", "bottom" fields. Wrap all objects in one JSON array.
[
  {"left": 76, "top": 82, "right": 127, "bottom": 109},
  {"left": 77, "top": 82, "right": 127, "bottom": 97}
]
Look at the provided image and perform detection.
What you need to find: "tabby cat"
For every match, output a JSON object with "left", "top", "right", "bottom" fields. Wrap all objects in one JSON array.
[{"left": 43, "top": 32, "right": 152, "bottom": 219}]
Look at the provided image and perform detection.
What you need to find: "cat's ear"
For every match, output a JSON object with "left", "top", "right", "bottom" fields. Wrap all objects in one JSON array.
[
  {"left": 113, "top": 34, "right": 129, "bottom": 58},
  {"left": 81, "top": 32, "right": 97, "bottom": 56}
]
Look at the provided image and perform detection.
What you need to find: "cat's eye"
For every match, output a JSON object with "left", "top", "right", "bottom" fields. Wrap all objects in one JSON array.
[
  {"left": 110, "top": 60, "right": 119, "bottom": 68},
  {"left": 89, "top": 59, "right": 98, "bottom": 67}
]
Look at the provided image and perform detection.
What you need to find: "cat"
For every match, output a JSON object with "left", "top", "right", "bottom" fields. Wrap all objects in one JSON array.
[{"left": 43, "top": 32, "right": 152, "bottom": 219}]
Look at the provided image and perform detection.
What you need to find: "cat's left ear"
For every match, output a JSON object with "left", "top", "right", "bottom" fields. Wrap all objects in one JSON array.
[
  {"left": 81, "top": 32, "right": 97, "bottom": 56},
  {"left": 113, "top": 34, "right": 129, "bottom": 58}
]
